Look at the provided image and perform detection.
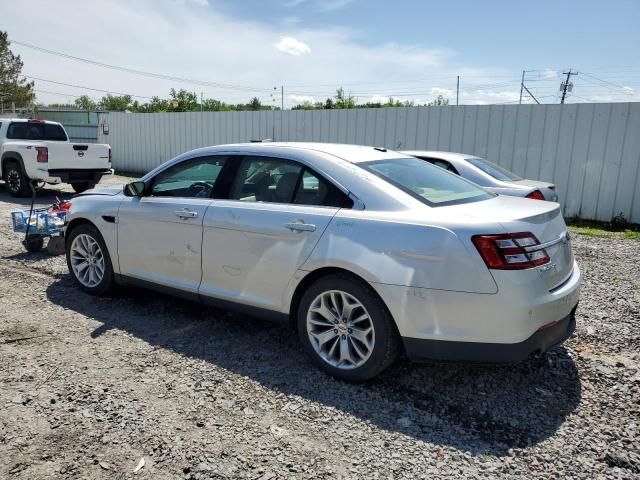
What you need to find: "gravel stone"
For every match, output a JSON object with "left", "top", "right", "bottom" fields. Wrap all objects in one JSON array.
[{"left": 0, "top": 178, "right": 639, "bottom": 479}]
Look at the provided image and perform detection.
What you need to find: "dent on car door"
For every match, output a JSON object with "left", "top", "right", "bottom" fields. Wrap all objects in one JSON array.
[
  {"left": 117, "top": 155, "right": 229, "bottom": 293},
  {"left": 200, "top": 156, "right": 353, "bottom": 311}
]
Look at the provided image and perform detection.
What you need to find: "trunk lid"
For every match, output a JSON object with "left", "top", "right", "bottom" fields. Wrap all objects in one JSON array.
[
  {"left": 512, "top": 179, "right": 554, "bottom": 189},
  {"left": 483, "top": 196, "right": 573, "bottom": 290},
  {"left": 431, "top": 196, "right": 573, "bottom": 290}
]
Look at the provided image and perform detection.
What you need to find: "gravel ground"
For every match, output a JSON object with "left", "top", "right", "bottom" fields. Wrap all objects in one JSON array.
[{"left": 0, "top": 176, "right": 638, "bottom": 479}]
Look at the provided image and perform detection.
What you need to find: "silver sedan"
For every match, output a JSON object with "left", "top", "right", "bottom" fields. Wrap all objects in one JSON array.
[
  {"left": 64, "top": 143, "right": 579, "bottom": 381},
  {"left": 402, "top": 150, "right": 558, "bottom": 201}
]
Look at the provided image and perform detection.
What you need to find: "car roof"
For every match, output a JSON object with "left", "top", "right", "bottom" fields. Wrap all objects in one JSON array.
[
  {"left": 214, "top": 142, "right": 408, "bottom": 163},
  {"left": 401, "top": 150, "right": 482, "bottom": 162}
]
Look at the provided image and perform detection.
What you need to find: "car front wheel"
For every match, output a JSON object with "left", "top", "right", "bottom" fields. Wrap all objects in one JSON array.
[
  {"left": 65, "top": 223, "right": 114, "bottom": 295},
  {"left": 297, "top": 274, "right": 399, "bottom": 382}
]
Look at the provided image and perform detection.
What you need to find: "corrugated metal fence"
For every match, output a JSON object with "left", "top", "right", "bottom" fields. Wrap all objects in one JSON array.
[
  {"left": 98, "top": 103, "right": 640, "bottom": 223},
  {"left": 65, "top": 124, "right": 99, "bottom": 143}
]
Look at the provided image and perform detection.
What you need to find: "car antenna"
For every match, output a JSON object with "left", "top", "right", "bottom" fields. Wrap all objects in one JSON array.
[{"left": 373, "top": 146, "right": 387, "bottom": 152}]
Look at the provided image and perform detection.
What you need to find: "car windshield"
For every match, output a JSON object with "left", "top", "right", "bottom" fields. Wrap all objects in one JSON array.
[
  {"left": 360, "top": 157, "right": 493, "bottom": 206},
  {"left": 467, "top": 157, "right": 521, "bottom": 181}
]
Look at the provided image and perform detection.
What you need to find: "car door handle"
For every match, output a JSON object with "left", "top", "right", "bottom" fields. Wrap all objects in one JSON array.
[
  {"left": 175, "top": 209, "right": 198, "bottom": 219},
  {"left": 285, "top": 221, "right": 316, "bottom": 232}
]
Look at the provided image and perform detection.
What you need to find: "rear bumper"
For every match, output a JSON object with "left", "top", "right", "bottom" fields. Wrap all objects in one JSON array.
[
  {"left": 46, "top": 168, "right": 113, "bottom": 184},
  {"left": 403, "top": 306, "right": 577, "bottom": 363}
]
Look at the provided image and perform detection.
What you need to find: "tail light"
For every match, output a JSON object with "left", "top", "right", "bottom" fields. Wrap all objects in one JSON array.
[
  {"left": 35, "top": 146, "right": 48, "bottom": 163},
  {"left": 526, "top": 190, "right": 545, "bottom": 200},
  {"left": 472, "top": 232, "right": 550, "bottom": 270},
  {"left": 108, "top": 148, "right": 112, "bottom": 164}
]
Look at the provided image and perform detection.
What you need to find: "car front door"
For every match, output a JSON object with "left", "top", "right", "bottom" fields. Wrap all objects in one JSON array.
[
  {"left": 199, "top": 155, "right": 352, "bottom": 311},
  {"left": 117, "top": 155, "right": 229, "bottom": 295}
]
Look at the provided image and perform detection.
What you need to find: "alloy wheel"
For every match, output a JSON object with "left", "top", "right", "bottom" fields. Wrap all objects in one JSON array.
[
  {"left": 306, "top": 290, "right": 375, "bottom": 370},
  {"left": 69, "top": 234, "right": 105, "bottom": 288},
  {"left": 7, "top": 169, "right": 21, "bottom": 193}
]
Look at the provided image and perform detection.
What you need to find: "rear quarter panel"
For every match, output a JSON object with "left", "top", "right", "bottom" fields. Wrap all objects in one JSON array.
[{"left": 302, "top": 209, "right": 498, "bottom": 294}]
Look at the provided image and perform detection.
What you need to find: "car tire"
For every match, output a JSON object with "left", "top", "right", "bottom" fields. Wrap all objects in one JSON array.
[
  {"left": 65, "top": 223, "right": 114, "bottom": 295},
  {"left": 71, "top": 182, "right": 94, "bottom": 194},
  {"left": 4, "top": 162, "right": 30, "bottom": 197},
  {"left": 297, "top": 273, "right": 399, "bottom": 382}
]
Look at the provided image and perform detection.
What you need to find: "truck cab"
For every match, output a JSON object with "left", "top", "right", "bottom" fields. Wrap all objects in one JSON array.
[{"left": 0, "top": 118, "right": 112, "bottom": 197}]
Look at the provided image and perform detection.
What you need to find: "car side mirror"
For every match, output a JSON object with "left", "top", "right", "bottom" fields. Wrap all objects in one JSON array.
[{"left": 124, "top": 181, "right": 145, "bottom": 197}]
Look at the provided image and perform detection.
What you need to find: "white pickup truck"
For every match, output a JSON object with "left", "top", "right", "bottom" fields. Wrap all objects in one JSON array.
[{"left": 0, "top": 118, "right": 112, "bottom": 197}]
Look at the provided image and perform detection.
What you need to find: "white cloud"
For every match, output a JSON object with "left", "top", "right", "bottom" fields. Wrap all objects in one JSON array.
[
  {"left": 283, "top": 0, "right": 306, "bottom": 7},
  {"left": 430, "top": 87, "right": 453, "bottom": 98},
  {"left": 2, "top": 0, "right": 517, "bottom": 109},
  {"left": 290, "top": 94, "right": 316, "bottom": 104},
  {"left": 541, "top": 69, "right": 558, "bottom": 79},
  {"left": 318, "top": 0, "right": 353, "bottom": 11},
  {"left": 273, "top": 36, "right": 311, "bottom": 56},
  {"left": 623, "top": 86, "right": 634, "bottom": 92}
]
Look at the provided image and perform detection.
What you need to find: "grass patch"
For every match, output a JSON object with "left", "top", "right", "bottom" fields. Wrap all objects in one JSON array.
[
  {"left": 623, "top": 230, "right": 640, "bottom": 240},
  {"left": 567, "top": 219, "right": 640, "bottom": 240}
]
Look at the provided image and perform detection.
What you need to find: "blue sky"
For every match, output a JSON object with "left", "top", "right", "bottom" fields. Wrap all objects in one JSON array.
[
  {"left": 4, "top": 0, "right": 640, "bottom": 106},
  {"left": 220, "top": 0, "right": 639, "bottom": 69}
]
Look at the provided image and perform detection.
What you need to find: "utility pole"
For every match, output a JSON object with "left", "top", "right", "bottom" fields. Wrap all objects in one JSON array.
[
  {"left": 281, "top": 85, "right": 284, "bottom": 111},
  {"left": 456, "top": 76, "right": 460, "bottom": 105},
  {"left": 519, "top": 70, "right": 526, "bottom": 104},
  {"left": 200, "top": 92, "right": 203, "bottom": 112},
  {"left": 560, "top": 69, "right": 577, "bottom": 104}
]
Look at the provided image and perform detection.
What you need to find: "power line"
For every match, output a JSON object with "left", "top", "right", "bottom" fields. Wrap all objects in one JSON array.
[
  {"left": 24, "top": 75, "right": 155, "bottom": 99},
  {"left": 12, "top": 39, "right": 271, "bottom": 93}
]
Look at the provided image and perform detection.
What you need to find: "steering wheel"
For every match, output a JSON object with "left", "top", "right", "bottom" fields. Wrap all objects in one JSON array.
[{"left": 187, "top": 181, "right": 213, "bottom": 197}]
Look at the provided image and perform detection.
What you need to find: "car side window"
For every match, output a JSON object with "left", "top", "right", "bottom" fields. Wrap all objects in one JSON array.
[
  {"left": 150, "top": 156, "right": 227, "bottom": 198},
  {"left": 293, "top": 169, "right": 353, "bottom": 208},
  {"left": 229, "top": 156, "right": 303, "bottom": 203},
  {"left": 228, "top": 156, "right": 353, "bottom": 208}
]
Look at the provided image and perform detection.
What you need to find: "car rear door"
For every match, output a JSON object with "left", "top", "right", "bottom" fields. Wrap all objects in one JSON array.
[
  {"left": 199, "top": 155, "right": 352, "bottom": 311},
  {"left": 117, "top": 155, "right": 229, "bottom": 295}
]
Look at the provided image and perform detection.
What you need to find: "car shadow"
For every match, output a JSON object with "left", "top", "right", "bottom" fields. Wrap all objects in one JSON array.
[{"left": 45, "top": 275, "right": 581, "bottom": 455}]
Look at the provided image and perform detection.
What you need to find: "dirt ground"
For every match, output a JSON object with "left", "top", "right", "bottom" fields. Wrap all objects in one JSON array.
[{"left": 0, "top": 176, "right": 639, "bottom": 479}]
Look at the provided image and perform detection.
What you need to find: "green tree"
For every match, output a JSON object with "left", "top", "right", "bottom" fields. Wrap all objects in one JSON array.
[
  {"left": 74, "top": 95, "right": 97, "bottom": 110},
  {"left": 427, "top": 94, "right": 449, "bottom": 106},
  {"left": 99, "top": 94, "right": 133, "bottom": 111},
  {"left": 248, "top": 97, "right": 262, "bottom": 111},
  {"left": 335, "top": 87, "right": 357, "bottom": 109},
  {"left": 169, "top": 88, "right": 198, "bottom": 112},
  {"left": 0, "top": 31, "right": 35, "bottom": 108}
]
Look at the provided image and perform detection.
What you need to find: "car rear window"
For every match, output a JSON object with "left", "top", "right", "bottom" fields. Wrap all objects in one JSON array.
[
  {"left": 360, "top": 157, "right": 493, "bottom": 207},
  {"left": 7, "top": 122, "right": 68, "bottom": 141},
  {"left": 467, "top": 157, "right": 521, "bottom": 181}
]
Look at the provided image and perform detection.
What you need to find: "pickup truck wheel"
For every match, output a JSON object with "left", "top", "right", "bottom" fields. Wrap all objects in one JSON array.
[
  {"left": 71, "top": 182, "right": 94, "bottom": 193},
  {"left": 4, "top": 162, "right": 30, "bottom": 197}
]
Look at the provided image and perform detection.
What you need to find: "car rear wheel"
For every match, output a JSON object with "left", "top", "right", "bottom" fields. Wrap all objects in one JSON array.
[
  {"left": 4, "top": 162, "right": 30, "bottom": 197},
  {"left": 65, "top": 223, "right": 114, "bottom": 295},
  {"left": 71, "top": 182, "right": 95, "bottom": 193},
  {"left": 297, "top": 274, "right": 399, "bottom": 382}
]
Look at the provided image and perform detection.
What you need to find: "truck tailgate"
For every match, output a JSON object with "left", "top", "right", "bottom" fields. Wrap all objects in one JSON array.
[{"left": 45, "top": 142, "right": 111, "bottom": 170}]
